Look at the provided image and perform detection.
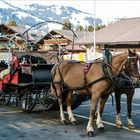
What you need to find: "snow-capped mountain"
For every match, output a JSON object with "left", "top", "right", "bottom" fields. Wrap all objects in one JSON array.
[{"left": 0, "top": 0, "right": 102, "bottom": 30}]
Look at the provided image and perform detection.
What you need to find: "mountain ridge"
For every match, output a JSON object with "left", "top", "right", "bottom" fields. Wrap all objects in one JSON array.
[{"left": 0, "top": 0, "right": 102, "bottom": 29}]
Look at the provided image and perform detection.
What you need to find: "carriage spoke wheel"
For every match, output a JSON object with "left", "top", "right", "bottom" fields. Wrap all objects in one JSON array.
[{"left": 21, "top": 92, "right": 36, "bottom": 113}]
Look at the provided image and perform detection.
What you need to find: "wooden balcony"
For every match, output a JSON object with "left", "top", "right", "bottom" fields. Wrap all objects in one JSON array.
[{"left": 44, "top": 39, "right": 69, "bottom": 45}]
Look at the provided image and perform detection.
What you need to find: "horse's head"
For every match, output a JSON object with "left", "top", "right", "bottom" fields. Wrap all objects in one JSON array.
[
  {"left": 111, "top": 49, "right": 140, "bottom": 85},
  {"left": 124, "top": 49, "right": 140, "bottom": 84}
]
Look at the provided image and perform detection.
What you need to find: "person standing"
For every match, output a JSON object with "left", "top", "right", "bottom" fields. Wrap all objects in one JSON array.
[{"left": 103, "top": 48, "right": 112, "bottom": 65}]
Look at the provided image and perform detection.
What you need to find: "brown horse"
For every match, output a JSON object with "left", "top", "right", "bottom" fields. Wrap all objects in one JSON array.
[
  {"left": 97, "top": 80, "right": 135, "bottom": 131},
  {"left": 50, "top": 50, "right": 140, "bottom": 137},
  {"left": 97, "top": 56, "right": 140, "bottom": 130},
  {"left": 115, "top": 53, "right": 140, "bottom": 130}
]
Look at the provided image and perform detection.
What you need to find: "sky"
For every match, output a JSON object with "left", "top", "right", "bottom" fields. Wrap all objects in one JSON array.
[{"left": 4, "top": 0, "right": 140, "bottom": 24}]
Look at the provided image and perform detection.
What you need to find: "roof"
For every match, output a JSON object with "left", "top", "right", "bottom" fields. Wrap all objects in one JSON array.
[
  {"left": 75, "top": 17, "right": 140, "bottom": 45},
  {"left": 7, "top": 26, "right": 26, "bottom": 34},
  {"left": 0, "top": 24, "right": 34, "bottom": 41},
  {"left": 35, "top": 29, "right": 93, "bottom": 45},
  {"left": 54, "top": 30, "right": 91, "bottom": 41},
  {"left": 74, "top": 32, "right": 94, "bottom": 45},
  {"left": 8, "top": 26, "right": 34, "bottom": 41},
  {"left": 96, "top": 17, "right": 140, "bottom": 44}
]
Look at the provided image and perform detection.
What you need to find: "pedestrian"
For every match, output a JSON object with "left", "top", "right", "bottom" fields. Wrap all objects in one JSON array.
[{"left": 103, "top": 48, "right": 112, "bottom": 65}]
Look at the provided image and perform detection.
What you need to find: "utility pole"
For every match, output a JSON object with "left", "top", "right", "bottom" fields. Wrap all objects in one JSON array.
[
  {"left": 87, "top": 0, "right": 96, "bottom": 61},
  {"left": 93, "top": 0, "right": 96, "bottom": 59}
]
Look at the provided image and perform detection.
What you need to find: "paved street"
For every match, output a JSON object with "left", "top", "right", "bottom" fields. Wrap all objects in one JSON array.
[{"left": 0, "top": 89, "right": 140, "bottom": 140}]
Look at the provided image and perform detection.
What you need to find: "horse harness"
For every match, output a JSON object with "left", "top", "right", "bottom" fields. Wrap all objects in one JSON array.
[
  {"left": 42, "top": 54, "right": 140, "bottom": 110},
  {"left": 101, "top": 54, "right": 140, "bottom": 88},
  {"left": 50, "top": 54, "right": 140, "bottom": 101},
  {"left": 51, "top": 61, "right": 110, "bottom": 99}
]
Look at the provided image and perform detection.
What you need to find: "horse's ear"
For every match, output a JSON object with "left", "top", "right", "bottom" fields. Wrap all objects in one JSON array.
[
  {"left": 133, "top": 49, "right": 136, "bottom": 53},
  {"left": 128, "top": 49, "right": 133, "bottom": 55}
]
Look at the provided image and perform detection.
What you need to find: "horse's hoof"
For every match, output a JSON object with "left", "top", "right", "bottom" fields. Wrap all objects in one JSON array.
[
  {"left": 98, "top": 127, "right": 104, "bottom": 132},
  {"left": 87, "top": 131, "right": 94, "bottom": 137},
  {"left": 61, "top": 120, "right": 67, "bottom": 125},
  {"left": 128, "top": 124, "right": 135, "bottom": 130},
  {"left": 71, "top": 121, "right": 77, "bottom": 126},
  {"left": 116, "top": 124, "right": 123, "bottom": 129}
]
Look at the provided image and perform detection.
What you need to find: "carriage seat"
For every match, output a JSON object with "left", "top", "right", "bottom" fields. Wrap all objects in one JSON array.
[{"left": 20, "top": 64, "right": 32, "bottom": 75}]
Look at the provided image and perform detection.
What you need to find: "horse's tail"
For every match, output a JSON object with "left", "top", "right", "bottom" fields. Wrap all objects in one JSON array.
[
  {"left": 50, "top": 62, "right": 63, "bottom": 96},
  {"left": 51, "top": 63, "right": 60, "bottom": 79}
]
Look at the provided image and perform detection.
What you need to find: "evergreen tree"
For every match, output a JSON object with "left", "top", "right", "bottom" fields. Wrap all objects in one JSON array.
[
  {"left": 6, "top": 19, "right": 17, "bottom": 26},
  {"left": 87, "top": 25, "right": 94, "bottom": 32},
  {"left": 86, "top": 24, "right": 106, "bottom": 32},
  {"left": 62, "top": 19, "right": 73, "bottom": 30},
  {"left": 96, "top": 24, "right": 106, "bottom": 31},
  {"left": 76, "top": 25, "right": 84, "bottom": 31}
]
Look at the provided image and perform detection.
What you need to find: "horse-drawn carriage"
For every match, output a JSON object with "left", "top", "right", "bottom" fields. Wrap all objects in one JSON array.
[
  {"left": 0, "top": 52, "right": 84, "bottom": 112},
  {"left": 0, "top": 52, "right": 51, "bottom": 111},
  {"left": 0, "top": 21, "right": 85, "bottom": 112}
]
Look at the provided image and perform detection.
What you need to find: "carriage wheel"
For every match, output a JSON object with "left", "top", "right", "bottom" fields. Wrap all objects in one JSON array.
[
  {"left": 21, "top": 92, "right": 37, "bottom": 113},
  {"left": 0, "top": 91, "right": 12, "bottom": 105}
]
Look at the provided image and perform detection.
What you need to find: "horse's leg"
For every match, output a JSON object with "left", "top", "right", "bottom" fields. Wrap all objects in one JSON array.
[
  {"left": 96, "top": 95, "right": 109, "bottom": 131},
  {"left": 126, "top": 90, "right": 135, "bottom": 129},
  {"left": 96, "top": 98, "right": 105, "bottom": 131},
  {"left": 54, "top": 84, "right": 67, "bottom": 124},
  {"left": 66, "top": 91, "right": 77, "bottom": 125},
  {"left": 115, "top": 92, "right": 123, "bottom": 128},
  {"left": 97, "top": 86, "right": 115, "bottom": 131},
  {"left": 59, "top": 97, "right": 67, "bottom": 124},
  {"left": 87, "top": 93, "right": 100, "bottom": 137}
]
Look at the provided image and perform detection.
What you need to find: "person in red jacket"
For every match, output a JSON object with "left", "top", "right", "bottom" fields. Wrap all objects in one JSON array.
[{"left": 0, "top": 54, "right": 19, "bottom": 79}]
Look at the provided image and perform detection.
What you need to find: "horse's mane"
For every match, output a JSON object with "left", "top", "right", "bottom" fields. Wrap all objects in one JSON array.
[{"left": 112, "top": 52, "right": 128, "bottom": 58}]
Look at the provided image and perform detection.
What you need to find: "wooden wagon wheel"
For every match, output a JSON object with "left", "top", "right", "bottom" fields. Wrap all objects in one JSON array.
[{"left": 21, "top": 90, "right": 37, "bottom": 113}]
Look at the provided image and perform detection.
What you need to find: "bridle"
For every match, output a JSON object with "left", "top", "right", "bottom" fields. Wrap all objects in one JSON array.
[
  {"left": 101, "top": 52, "right": 140, "bottom": 86},
  {"left": 124, "top": 54, "right": 140, "bottom": 78}
]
